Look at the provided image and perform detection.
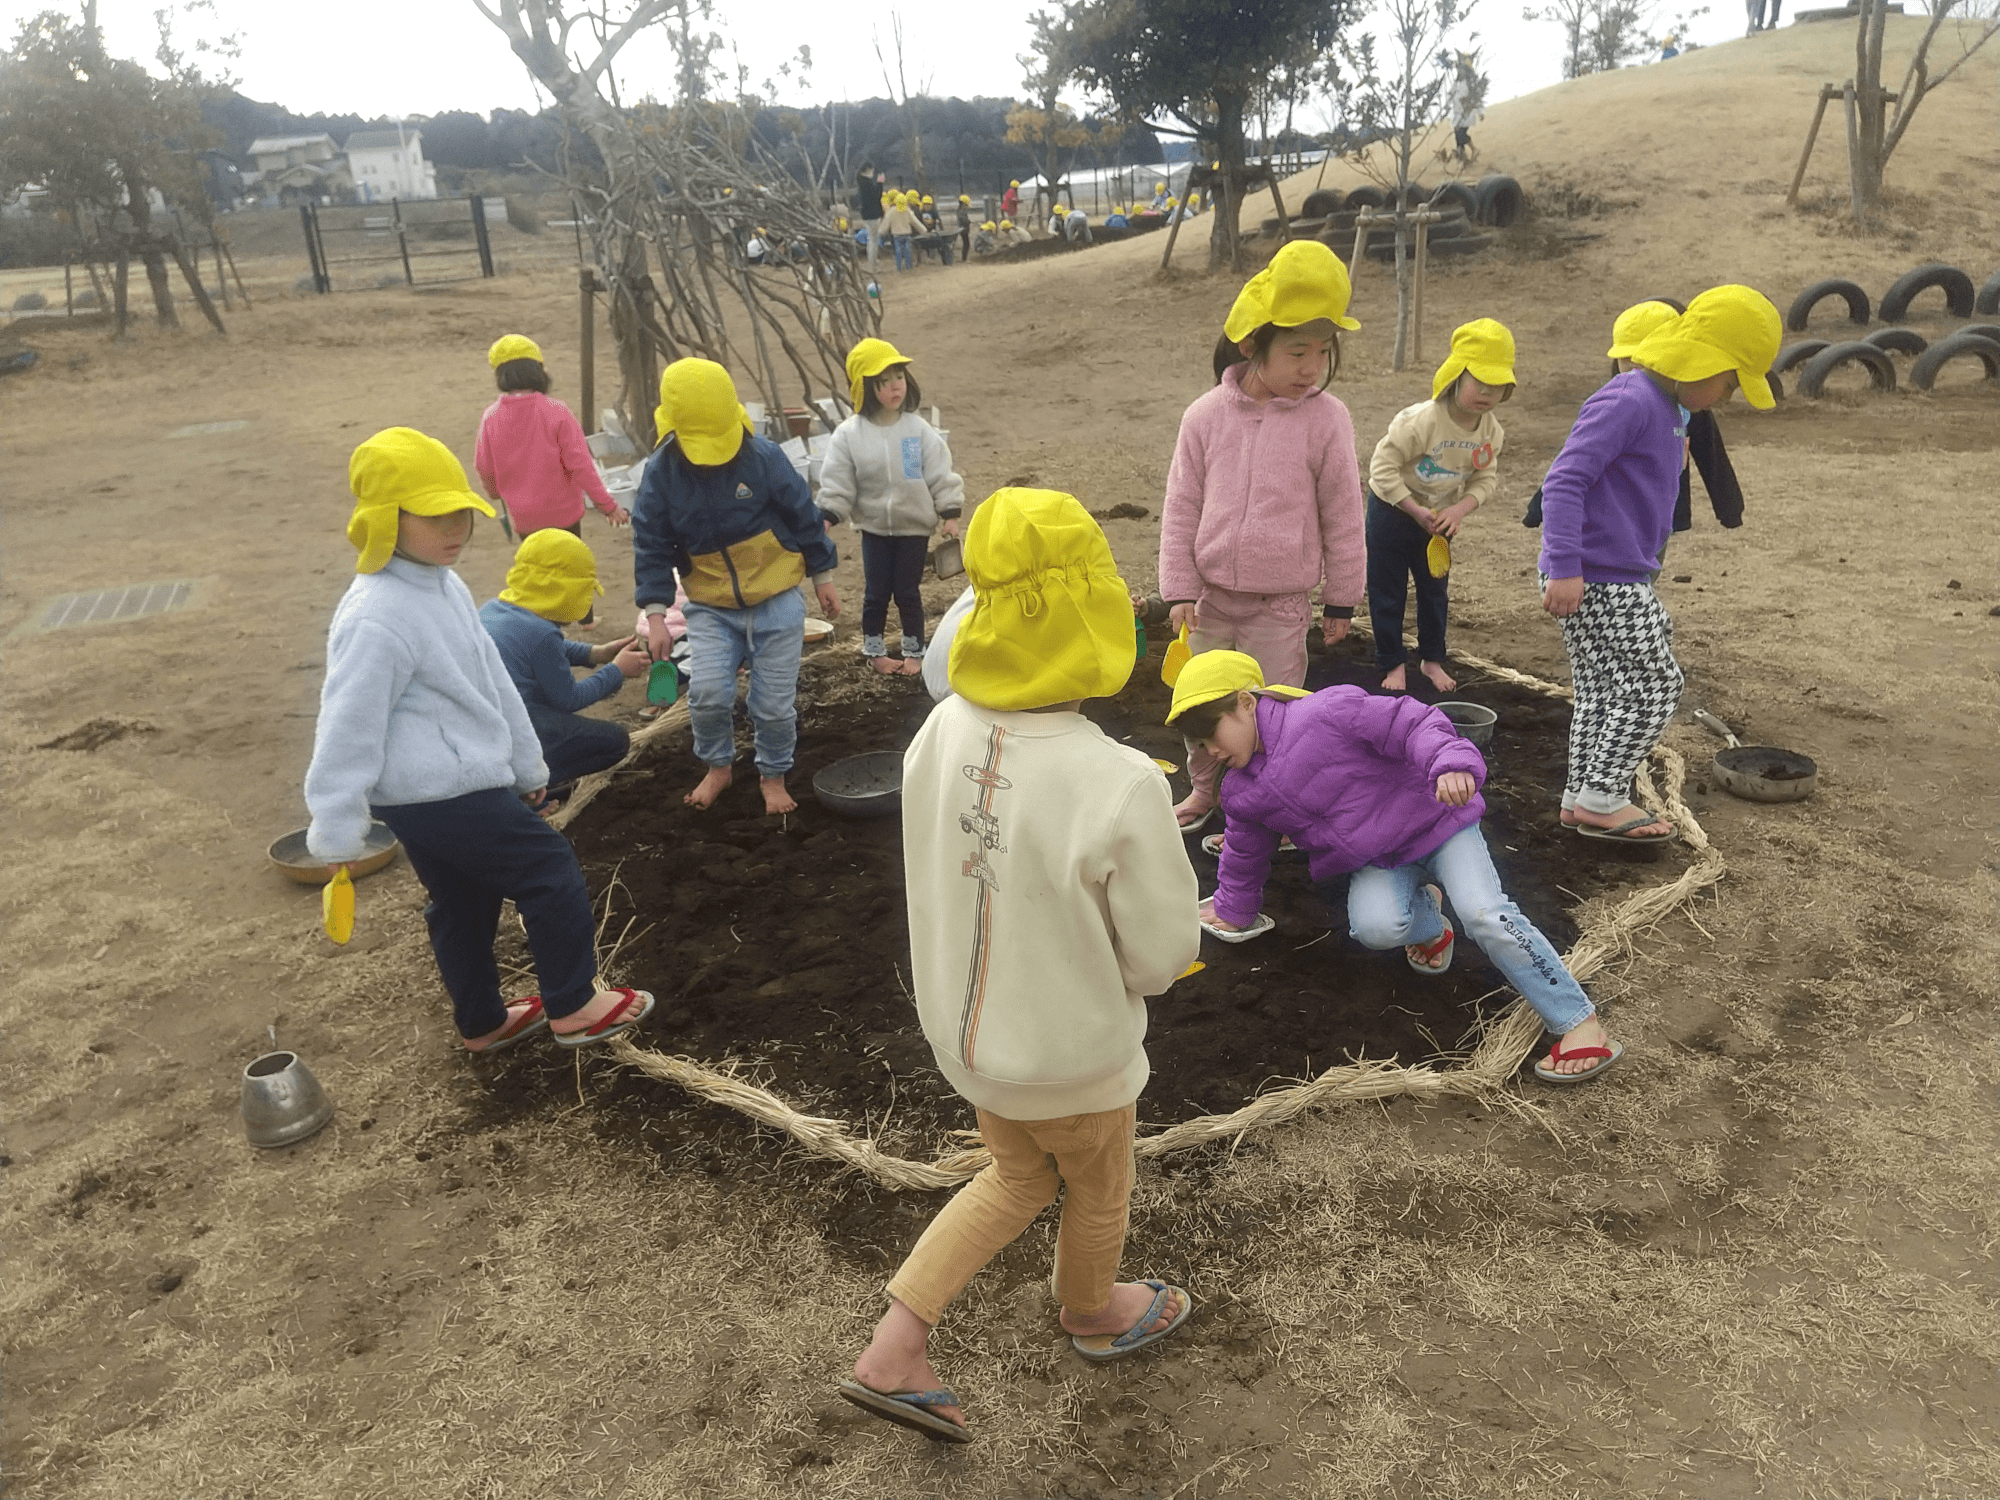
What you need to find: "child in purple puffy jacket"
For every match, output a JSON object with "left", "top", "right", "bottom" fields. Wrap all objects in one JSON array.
[{"left": 1164, "top": 650, "right": 1622, "bottom": 1084}]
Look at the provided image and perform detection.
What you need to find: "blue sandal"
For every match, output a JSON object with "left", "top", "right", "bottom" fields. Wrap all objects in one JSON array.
[
  {"left": 1070, "top": 1280, "right": 1195, "bottom": 1362},
  {"left": 835, "top": 1381, "right": 971, "bottom": 1443}
]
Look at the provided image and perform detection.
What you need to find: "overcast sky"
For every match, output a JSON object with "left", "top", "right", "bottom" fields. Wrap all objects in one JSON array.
[{"left": 7, "top": 0, "right": 1762, "bottom": 129}]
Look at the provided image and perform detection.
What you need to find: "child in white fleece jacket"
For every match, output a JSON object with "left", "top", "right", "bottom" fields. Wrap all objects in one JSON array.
[{"left": 837, "top": 488, "right": 1200, "bottom": 1446}]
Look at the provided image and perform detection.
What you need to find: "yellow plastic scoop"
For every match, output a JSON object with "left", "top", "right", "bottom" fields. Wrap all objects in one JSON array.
[
  {"left": 1161, "top": 623, "right": 1192, "bottom": 687},
  {"left": 1151, "top": 757, "right": 1180, "bottom": 774},
  {"left": 322, "top": 867, "right": 354, "bottom": 945},
  {"left": 1177, "top": 960, "right": 1206, "bottom": 979},
  {"left": 1426, "top": 534, "right": 1451, "bottom": 578}
]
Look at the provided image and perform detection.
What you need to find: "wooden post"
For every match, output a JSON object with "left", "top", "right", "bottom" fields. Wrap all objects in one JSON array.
[
  {"left": 169, "top": 240, "right": 228, "bottom": 333},
  {"left": 1412, "top": 216, "right": 1429, "bottom": 366},
  {"left": 221, "top": 241, "right": 251, "bottom": 306},
  {"left": 1785, "top": 84, "right": 1839, "bottom": 206},
  {"left": 212, "top": 238, "right": 232, "bottom": 310},
  {"left": 393, "top": 199, "right": 415, "bottom": 285},
  {"left": 1159, "top": 197, "right": 1188, "bottom": 270},
  {"left": 1267, "top": 166, "right": 1292, "bottom": 246},
  {"left": 1349, "top": 217, "right": 1369, "bottom": 280},
  {"left": 1841, "top": 80, "right": 1864, "bottom": 222},
  {"left": 64, "top": 260, "right": 74, "bottom": 317},
  {"left": 579, "top": 267, "right": 598, "bottom": 433},
  {"left": 113, "top": 247, "right": 130, "bottom": 336}
]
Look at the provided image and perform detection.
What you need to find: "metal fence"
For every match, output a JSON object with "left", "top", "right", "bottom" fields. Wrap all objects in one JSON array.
[{"left": 299, "top": 194, "right": 497, "bottom": 292}]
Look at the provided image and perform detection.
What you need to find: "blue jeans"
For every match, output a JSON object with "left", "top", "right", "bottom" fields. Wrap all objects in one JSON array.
[
  {"left": 372, "top": 788, "right": 598, "bottom": 1037},
  {"left": 684, "top": 589, "right": 805, "bottom": 776},
  {"left": 1345, "top": 823, "right": 1594, "bottom": 1035},
  {"left": 526, "top": 705, "right": 629, "bottom": 790},
  {"left": 893, "top": 234, "right": 913, "bottom": 271},
  {"left": 1366, "top": 493, "right": 1449, "bottom": 669}
]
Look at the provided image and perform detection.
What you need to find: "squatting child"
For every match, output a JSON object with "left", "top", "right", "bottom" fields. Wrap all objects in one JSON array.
[
  {"left": 305, "top": 428, "right": 653, "bottom": 1053},
  {"left": 818, "top": 337, "right": 965, "bottom": 675},
  {"left": 839, "top": 488, "right": 1201, "bottom": 1445},
  {"left": 1366, "top": 318, "right": 1515, "bottom": 694},
  {"left": 1168, "top": 650, "right": 1621, "bottom": 1083},
  {"left": 632, "top": 358, "right": 841, "bottom": 815}
]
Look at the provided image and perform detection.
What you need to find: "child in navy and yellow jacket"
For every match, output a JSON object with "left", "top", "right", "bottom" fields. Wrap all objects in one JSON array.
[{"left": 632, "top": 358, "right": 840, "bottom": 815}]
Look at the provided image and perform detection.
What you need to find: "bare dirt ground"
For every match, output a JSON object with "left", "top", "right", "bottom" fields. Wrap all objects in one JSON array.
[{"left": 3, "top": 18, "right": 1995, "bottom": 1499}]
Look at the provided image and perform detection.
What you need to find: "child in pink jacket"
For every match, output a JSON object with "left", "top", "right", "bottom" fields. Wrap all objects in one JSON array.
[
  {"left": 1158, "top": 241, "right": 1366, "bottom": 829},
  {"left": 473, "top": 333, "right": 629, "bottom": 540}
]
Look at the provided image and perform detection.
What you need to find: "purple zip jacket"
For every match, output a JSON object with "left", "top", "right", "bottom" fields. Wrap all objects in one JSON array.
[
  {"left": 1211, "top": 688, "right": 1487, "bottom": 928},
  {"left": 1537, "top": 369, "right": 1687, "bottom": 584}
]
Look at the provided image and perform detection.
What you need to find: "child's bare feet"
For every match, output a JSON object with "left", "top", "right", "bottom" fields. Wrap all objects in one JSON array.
[
  {"left": 1544, "top": 1016, "right": 1615, "bottom": 1077},
  {"left": 852, "top": 1301, "right": 965, "bottom": 1430},
  {"left": 685, "top": 766, "right": 732, "bottom": 808},
  {"left": 1059, "top": 1281, "right": 1188, "bottom": 1339},
  {"left": 870, "top": 655, "right": 902, "bottom": 675},
  {"left": 897, "top": 657, "right": 924, "bottom": 675},
  {"left": 1420, "top": 659, "right": 1458, "bottom": 692},
  {"left": 759, "top": 775, "right": 797, "bottom": 815},
  {"left": 1381, "top": 664, "right": 1408, "bottom": 692}
]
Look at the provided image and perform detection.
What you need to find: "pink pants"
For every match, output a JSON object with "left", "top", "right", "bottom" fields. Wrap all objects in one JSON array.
[{"left": 1184, "top": 585, "right": 1312, "bottom": 804}]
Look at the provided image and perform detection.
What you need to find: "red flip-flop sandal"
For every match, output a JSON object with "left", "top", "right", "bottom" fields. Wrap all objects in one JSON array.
[
  {"left": 550, "top": 987, "right": 656, "bottom": 1048},
  {"left": 464, "top": 996, "right": 548, "bottom": 1053},
  {"left": 1532, "top": 1038, "right": 1625, "bottom": 1083}
]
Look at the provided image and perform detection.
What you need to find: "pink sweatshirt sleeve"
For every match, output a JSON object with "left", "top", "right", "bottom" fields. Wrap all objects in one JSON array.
[
  {"left": 473, "top": 408, "right": 498, "bottom": 494},
  {"left": 555, "top": 401, "right": 619, "bottom": 516},
  {"left": 1315, "top": 400, "right": 1366, "bottom": 610},
  {"left": 1157, "top": 402, "right": 1210, "bottom": 602}
]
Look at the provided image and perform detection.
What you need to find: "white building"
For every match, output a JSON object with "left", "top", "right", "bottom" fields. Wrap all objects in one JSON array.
[
  {"left": 242, "top": 133, "right": 349, "bottom": 203},
  {"left": 344, "top": 127, "right": 438, "bottom": 202}
]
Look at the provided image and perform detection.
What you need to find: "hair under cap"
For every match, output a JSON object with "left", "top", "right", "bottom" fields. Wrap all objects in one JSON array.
[
  {"left": 845, "top": 337, "right": 910, "bottom": 413},
  {"left": 1164, "top": 650, "right": 1309, "bottom": 725},
  {"left": 1222, "top": 240, "right": 1361, "bottom": 342}
]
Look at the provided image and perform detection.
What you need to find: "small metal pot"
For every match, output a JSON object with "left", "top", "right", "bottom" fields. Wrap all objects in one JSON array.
[
  {"left": 241, "top": 1051, "right": 334, "bottom": 1149},
  {"left": 1693, "top": 710, "right": 1818, "bottom": 803},
  {"left": 930, "top": 536, "right": 964, "bottom": 581},
  {"left": 1435, "top": 701, "right": 1497, "bottom": 748},
  {"left": 812, "top": 752, "right": 904, "bottom": 818}
]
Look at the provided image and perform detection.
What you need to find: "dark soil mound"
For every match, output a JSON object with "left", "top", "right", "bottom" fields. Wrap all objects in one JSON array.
[{"left": 559, "top": 637, "right": 1662, "bottom": 1147}]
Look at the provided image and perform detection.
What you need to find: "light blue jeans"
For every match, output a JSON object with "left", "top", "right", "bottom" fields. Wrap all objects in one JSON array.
[
  {"left": 684, "top": 589, "right": 805, "bottom": 777},
  {"left": 1345, "top": 823, "right": 1595, "bottom": 1036}
]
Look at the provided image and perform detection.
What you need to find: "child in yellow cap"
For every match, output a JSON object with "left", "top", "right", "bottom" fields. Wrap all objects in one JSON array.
[
  {"left": 881, "top": 192, "right": 920, "bottom": 272},
  {"left": 304, "top": 428, "right": 653, "bottom": 1052},
  {"left": 1538, "top": 284, "right": 1780, "bottom": 844},
  {"left": 1164, "top": 650, "right": 1622, "bottom": 1082},
  {"left": 480, "top": 530, "right": 650, "bottom": 800},
  {"left": 839, "top": 488, "right": 1198, "bottom": 1444},
  {"left": 953, "top": 193, "right": 972, "bottom": 260},
  {"left": 633, "top": 359, "right": 842, "bottom": 815},
  {"left": 1159, "top": 240, "right": 1367, "bottom": 831},
  {"left": 1365, "top": 317, "right": 1515, "bottom": 694},
  {"left": 820, "top": 338, "right": 964, "bottom": 673},
  {"left": 473, "top": 334, "right": 628, "bottom": 544}
]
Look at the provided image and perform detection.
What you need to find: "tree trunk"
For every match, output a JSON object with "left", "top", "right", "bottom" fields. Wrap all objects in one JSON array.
[
  {"left": 1206, "top": 89, "right": 1249, "bottom": 273},
  {"left": 1390, "top": 78, "right": 1417, "bottom": 370},
  {"left": 1848, "top": 0, "right": 1890, "bottom": 221}
]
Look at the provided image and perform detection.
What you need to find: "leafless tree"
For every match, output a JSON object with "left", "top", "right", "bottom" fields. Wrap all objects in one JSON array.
[{"left": 1846, "top": 0, "right": 1997, "bottom": 220}]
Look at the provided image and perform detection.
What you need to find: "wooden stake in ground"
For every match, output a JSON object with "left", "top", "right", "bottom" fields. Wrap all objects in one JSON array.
[{"left": 1786, "top": 83, "right": 1842, "bottom": 206}]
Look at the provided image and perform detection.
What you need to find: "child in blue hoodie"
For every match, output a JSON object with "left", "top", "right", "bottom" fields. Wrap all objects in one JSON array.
[{"left": 632, "top": 359, "right": 841, "bottom": 815}]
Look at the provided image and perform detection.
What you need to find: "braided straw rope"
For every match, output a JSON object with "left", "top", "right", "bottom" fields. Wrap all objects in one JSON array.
[{"left": 573, "top": 649, "right": 1719, "bottom": 1190}]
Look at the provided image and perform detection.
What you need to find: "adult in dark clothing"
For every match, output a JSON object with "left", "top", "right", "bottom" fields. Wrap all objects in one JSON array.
[{"left": 855, "top": 162, "right": 886, "bottom": 272}]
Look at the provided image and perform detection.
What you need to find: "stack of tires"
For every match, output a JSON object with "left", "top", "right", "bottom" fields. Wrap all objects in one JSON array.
[
  {"left": 1255, "top": 174, "right": 1524, "bottom": 263},
  {"left": 1777, "top": 263, "right": 2000, "bottom": 396}
]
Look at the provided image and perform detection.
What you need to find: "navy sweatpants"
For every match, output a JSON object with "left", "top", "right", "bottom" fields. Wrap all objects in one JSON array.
[{"left": 1366, "top": 493, "right": 1450, "bottom": 669}]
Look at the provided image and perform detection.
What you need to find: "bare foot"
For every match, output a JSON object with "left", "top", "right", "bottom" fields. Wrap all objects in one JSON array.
[
  {"left": 1546, "top": 1015, "right": 1613, "bottom": 1076},
  {"left": 1381, "top": 664, "right": 1408, "bottom": 693},
  {"left": 1420, "top": 659, "right": 1458, "bottom": 692},
  {"left": 1570, "top": 803, "right": 1673, "bottom": 839},
  {"left": 463, "top": 998, "right": 542, "bottom": 1052},
  {"left": 897, "top": 657, "right": 924, "bottom": 675},
  {"left": 1059, "top": 1281, "right": 1187, "bottom": 1339},
  {"left": 870, "top": 655, "right": 902, "bottom": 676},
  {"left": 685, "top": 766, "right": 732, "bottom": 808},
  {"left": 852, "top": 1301, "right": 965, "bottom": 1430},
  {"left": 760, "top": 775, "right": 797, "bottom": 815},
  {"left": 1172, "top": 792, "right": 1214, "bottom": 829}
]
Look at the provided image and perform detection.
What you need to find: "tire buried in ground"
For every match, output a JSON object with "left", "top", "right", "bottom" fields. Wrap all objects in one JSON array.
[
  {"left": 1878, "top": 262, "right": 1975, "bottom": 322},
  {"left": 1863, "top": 327, "right": 1928, "bottom": 357},
  {"left": 1977, "top": 269, "right": 2000, "bottom": 316},
  {"left": 1909, "top": 331, "right": 2000, "bottom": 391},
  {"left": 1344, "top": 185, "right": 1387, "bottom": 210},
  {"left": 1433, "top": 181, "right": 1480, "bottom": 217},
  {"left": 1785, "top": 277, "right": 1870, "bottom": 332},
  {"left": 1474, "top": 173, "right": 1523, "bottom": 227},
  {"left": 1301, "top": 189, "right": 1345, "bottom": 219},
  {"left": 1772, "top": 340, "right": 1830, "bottom": 375},
  {"left": 1797, "top": 339, "right": 1898, "bottom": 397}
]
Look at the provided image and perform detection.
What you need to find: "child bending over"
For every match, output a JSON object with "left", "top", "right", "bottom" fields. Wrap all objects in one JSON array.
[
  {"left": 840, "top": 488, "right": 1201, "bottom": 1444},
  {"left": 1168, "top": 650, "right": 1621, "bottom": 1083}
]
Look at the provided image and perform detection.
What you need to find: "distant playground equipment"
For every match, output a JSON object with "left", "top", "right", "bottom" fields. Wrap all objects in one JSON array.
[{"left": 1778, "top": 263, "right": 2000, "bottom": 394}]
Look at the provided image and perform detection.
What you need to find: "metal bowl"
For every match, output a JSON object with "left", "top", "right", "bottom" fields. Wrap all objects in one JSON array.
[
  {"left": 812, "top": 751, "right": 904, "bottom": 818},
  {"left": 268, "top": 821, "right": 400, "bottom": 885},
  {"left": 240, "top": 1051, "right": 334, "bottom": 1148},
  {"left": 1712, "top": 745, "right": 1817, "bottom": 803},
  {"left": 1435, "top": 701, "right": 1497, "bottom": 748}
]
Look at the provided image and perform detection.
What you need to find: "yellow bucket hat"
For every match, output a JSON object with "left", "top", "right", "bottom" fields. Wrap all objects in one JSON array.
[
  {"left": 1605, "top": 300, "right": 1680, "bottom": 360},
  {"left": 654, "top": 358, "right": 753, "bottom": 465},
  {"left": 1164, "top": 649, "right": 1309, "bottom": 726},
  {"left": 488, "top": 333, "right": 543, "bottom": 369},
  {"left": 346, "top": 428, "right": 495, "bottom": 575},
  {"left": 1222, "top": 240, "right": 1361, "bottom": 343},
  {"left": 1627, "top": 284, "right": 1781, "bottom": 409},
  {"left": 948, "top": 488, "right": 1135, "bottom": 711},
  {"left": 846, "top": 337, "right": 911, "bottom": 412},
  {"left": 1432, "top": 318, "right": 1518, "bottom": 400},
  {"left": 499, "top": 528, "right": 604, "bottom": 623}
]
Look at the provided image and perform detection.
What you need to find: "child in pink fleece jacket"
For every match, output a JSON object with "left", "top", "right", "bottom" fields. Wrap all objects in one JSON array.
[
  {"left": 473, "top": 333, "right": 629, "bottom": 540},
  {"left": 1158, "top": 241, "right": 1366, "bottom": 829}
]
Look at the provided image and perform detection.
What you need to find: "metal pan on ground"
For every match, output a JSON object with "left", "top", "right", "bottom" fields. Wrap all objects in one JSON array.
[
  {"left": 1692, "top": 709, "right": 1818, "bottom": 803},
  {"left": 930, "top": 536, "right": 964, "bottom": 580},
  {"left": 1435, "top": 701, "right": 1497, "bottom": 747},
  {"left": 812, "top": 751, "right": 904, "bottom": 818},
  {"left": 802, "top": 617, "right": 835, "bottom": 644},
  {"left": 268, "top": 821, "right": 401, "bottom": 884}
]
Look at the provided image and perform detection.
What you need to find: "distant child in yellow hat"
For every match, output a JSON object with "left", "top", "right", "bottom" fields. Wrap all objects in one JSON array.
[
  {"left": 881, "top": 192, "right": 920, "bottom": 271},
  {"left": 632, "top": 359, "right": 842, "bottom": 815},
  {"left": 305, "top": 428, "right": 654, "bottom": 1054},
  {"left": 1538, "top": 284, "right": 1780, "bottom": 844},
  {"left": 840, "top": 488, "right": 1199, "bottom": 1445},
  {"left": 1365, "top": 317, "right": 1516, "bottom": 694},
  {"left": 1159, "top": 240, "right": 1366, "bottom": 830},
  {"left": 480, "top": 529, "right": 650, "bottom": 798},
  {"left": 474, "top": 334, "right": 629, "bottom": 544},
  {"left": 820, "top": 338, "right": 964, "bottom": 673}
]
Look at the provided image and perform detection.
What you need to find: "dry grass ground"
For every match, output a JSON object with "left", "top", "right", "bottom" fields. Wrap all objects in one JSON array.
[{"left": 4, "top": 16, "right": 1996, "bottom": 1498}]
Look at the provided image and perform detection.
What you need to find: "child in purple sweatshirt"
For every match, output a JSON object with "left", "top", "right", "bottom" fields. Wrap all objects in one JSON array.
[
  {"left": 1166, "top": 650, "right": 1621, "bottom": 1083},
  {"left": 1538, "top": 285, "right": 1780, "bottom": 843}
]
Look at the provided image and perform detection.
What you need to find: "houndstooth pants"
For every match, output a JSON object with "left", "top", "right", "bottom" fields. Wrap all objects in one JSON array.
[{"left": 1543, "top": 577, "right": 1684, "bottom": 815}]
